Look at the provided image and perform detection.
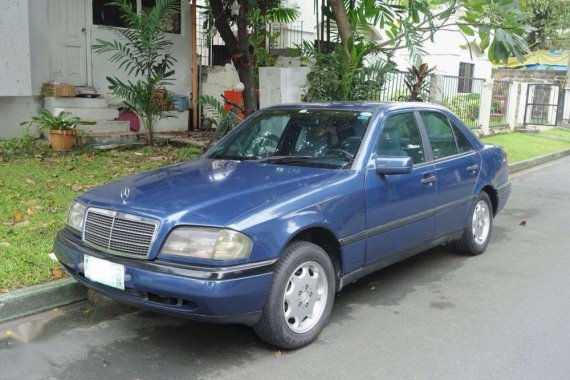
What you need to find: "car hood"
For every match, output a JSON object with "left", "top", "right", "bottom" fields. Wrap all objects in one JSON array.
[{"left": 78, "top": 159, "right": 344, "bottom": 227}]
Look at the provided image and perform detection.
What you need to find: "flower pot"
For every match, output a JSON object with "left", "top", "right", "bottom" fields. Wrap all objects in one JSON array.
[{"left": 49, "top": 129, "right": 75, "bottom": 152}]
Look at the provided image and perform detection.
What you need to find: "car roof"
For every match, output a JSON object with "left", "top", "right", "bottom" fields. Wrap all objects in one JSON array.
[{"left": 263, "top": 102, "right": 450, "bottom": 113}]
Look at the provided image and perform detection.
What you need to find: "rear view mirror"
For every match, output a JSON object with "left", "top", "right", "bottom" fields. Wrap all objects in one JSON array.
[{"left": 375, "top": 156, "right": 413, "bottom": 175}]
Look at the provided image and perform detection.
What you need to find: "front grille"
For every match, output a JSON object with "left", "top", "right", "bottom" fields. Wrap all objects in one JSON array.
[{"left": 83, "top": 208, "right": 159, "bottom": 258}]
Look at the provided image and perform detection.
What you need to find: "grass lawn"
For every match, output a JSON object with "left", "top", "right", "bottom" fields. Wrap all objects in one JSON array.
[
  {"left": 481, "top": 132, "right": 570, "bottom": 163},
  {"left": 541, "top": 127, "right": 570, "bottom": 139},
  {"left": 0, "top": 141, "right": 201, "bottom": 291}
]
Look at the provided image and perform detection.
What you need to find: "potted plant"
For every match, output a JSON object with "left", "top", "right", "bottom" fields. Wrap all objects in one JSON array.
[{"left": 21, "top": 109, "right": 95, "bottom": 152}]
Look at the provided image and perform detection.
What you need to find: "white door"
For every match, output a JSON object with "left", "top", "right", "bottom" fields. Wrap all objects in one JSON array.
[{"left": 48, "top": 0, "right": 88, "bottom": 86}]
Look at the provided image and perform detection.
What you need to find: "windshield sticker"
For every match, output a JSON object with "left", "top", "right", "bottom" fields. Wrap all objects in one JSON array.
[{"left": 358, "top": 112, "right": 372, "bottom": 120}]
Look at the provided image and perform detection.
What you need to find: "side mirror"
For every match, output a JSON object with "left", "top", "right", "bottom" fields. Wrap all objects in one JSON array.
[{"left": 375, "top": 156, "right": 413, "bottom": 175}]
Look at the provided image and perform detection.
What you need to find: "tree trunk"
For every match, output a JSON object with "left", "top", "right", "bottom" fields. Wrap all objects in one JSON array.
[
  {"left": 209, "top": 0, "right": 258, "bottom": 116},
  {"left": 237, "top": 0, "right": 257, "bottom": 116},
  {"left": 328, "top": 0, "right": 351, "bottom": 56}
]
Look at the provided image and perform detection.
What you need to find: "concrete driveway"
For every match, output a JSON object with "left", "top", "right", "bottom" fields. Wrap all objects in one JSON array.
[{"left": 1, "top": 157, "right": 570, "bottom": 380}]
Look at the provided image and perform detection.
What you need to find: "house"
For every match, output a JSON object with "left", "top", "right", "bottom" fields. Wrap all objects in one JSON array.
[{"left": 0, "top": 0, "right": 191, "bottom": 140}]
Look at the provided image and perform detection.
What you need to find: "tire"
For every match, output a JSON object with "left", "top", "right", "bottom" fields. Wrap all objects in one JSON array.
[
  {"left": 254, "top": 241, "right": 335, "bottom": 349},
  {"left": 455, "top": 192, "right": 493, "bottom": 256}
]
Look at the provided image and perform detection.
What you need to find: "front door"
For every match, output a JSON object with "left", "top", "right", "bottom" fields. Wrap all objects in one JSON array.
[
  {"left": 48, "top": 0, "right": 88, "bottom": 86},
  {"left": 418, "top": 111, "right": 480, "bottom": 238},
  {"left": 364, "top": 111, "right": 437, "bottom": 265}
]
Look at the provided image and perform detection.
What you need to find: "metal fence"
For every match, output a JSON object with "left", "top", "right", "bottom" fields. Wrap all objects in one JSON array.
[
  {"left": 440, "top": 76, "right": 485, "bottom": 129},
  {"left": 372, "top": 71, "right": 432, "bottom": 102},
  {"left": 489, "top": 81, "right": 510, "bottom": 128},
  {"left": 268, "top": 22, "right": 304, "bottom": 50},
  {"left": 561, "top": 89, "right": 570, "bottom": 126}
]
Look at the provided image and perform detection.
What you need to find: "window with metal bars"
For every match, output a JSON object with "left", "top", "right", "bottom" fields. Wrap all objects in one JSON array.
[{"left": 457, "top": 62, "right": 474, "bottom": 93}]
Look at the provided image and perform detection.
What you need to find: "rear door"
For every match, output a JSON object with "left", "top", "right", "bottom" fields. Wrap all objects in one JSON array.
[
  {"left": 364, "top": 111, "right": 437, "bottom": 265},
  {"left": 418, "top": 111, "right": 481, "bottom": 238}
]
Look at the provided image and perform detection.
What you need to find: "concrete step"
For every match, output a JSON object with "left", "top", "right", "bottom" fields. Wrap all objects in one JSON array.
[
  {"left": 78, "top": 132, "right": 141, "bottom": 146},
  {"left": 52, "top": 107, "right": 120, "bottom": 121},
  {"left": 44, "top": 97, "right": 107, "bottom": 109},
  {"left": 77, "top": 120, "right": 131, "bottom": 134}
]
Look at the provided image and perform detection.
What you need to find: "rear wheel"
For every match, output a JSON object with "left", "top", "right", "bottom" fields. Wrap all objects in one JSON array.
[
  {"left": 254, "top": 241, "right": 335, "bottom": 349},
  {"left": 455, "top": 192, "right": 493, "bottom": 256}
]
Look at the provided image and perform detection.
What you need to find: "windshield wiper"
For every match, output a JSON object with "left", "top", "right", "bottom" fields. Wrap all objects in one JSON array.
[{"left": 256, "top": 155, "right": 313, "bottom": 164}]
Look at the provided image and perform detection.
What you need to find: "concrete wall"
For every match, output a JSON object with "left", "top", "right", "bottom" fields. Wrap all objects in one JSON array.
[
  {"left": 0, "top": 97, "right": 42, "bottom": 138},
  {"left": 199, "top": 64, "right": 240, "bottom": 123},
  {"left": 493, "top": 69, "right": 567, "bottom": 86},
  {"left": 28, "top": 0, "right": 50, "bottom": 96},
  {"left": 259, "top": 67, "right": 309, "bottom": 109},
  {"left": 0, "top": 0, "right": 33, "bottom": 96}
]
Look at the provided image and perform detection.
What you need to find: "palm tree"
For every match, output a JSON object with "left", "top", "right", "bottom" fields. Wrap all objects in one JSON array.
[{"left": 93, "top": 0, "right": 180, "bottom": 145}]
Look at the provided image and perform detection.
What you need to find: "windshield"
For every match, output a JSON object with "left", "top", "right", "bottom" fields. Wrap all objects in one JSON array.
[{"left": 207, "top": 109, "right": 373, "bottom": 169}]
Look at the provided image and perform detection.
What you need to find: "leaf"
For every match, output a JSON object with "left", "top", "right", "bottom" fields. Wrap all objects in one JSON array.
[
  {"left": 71, "top": 184, "right": 83, "bottom": 192},
  {"left": 519, "top": 220, "right": 527, "bottom": 226},
  {"left": 274, "top": 350, "right": 281, "bottom": 358},
  {"left": 25, "top": 178, "right": 35, "bottom": 185},
  {"left": 51, "top": 268, "right": 64, "bottom": 279},
  {"left": 26, "top": 209, "right": 34, "bottom": 218},
  {"left": 0, "top": 242, "right": 11, "bottom": 247},
  {"left": 14, "top": 211, "right": 22, "bottom": 222}
]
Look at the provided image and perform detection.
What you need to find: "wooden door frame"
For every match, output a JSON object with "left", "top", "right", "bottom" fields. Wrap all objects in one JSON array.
[{"left": 85, "top": 0, "right": 93, "bottom": 87}]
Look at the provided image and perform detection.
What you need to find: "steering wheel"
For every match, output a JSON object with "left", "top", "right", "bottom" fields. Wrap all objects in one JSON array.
[{"left": 326, "top": 148, "right": 354, "bottom": 160}]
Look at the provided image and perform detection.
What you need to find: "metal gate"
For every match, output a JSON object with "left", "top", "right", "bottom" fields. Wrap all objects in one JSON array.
[{"left": 524, "top": 84, "right": 560, "bottom": 126}]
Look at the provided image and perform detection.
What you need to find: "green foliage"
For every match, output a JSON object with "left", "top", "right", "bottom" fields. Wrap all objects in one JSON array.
[
  {"left": 197, "top": 95, "right": 241, "bottom": 137},
  {"left": 403, "top": 63, "right": 436, "bottom": 102},
  {"left": 20, "top": 109, "right": 96, "bottom": 132},
  {"left": 443, "top": 93, "right": 481, "bottom": 127},
  {"left": 525, "top": 0, "right": 570, "bottom": 50},
  {"left": 323, "top": 0, "right": 533, "bottom": 65},
  {"left": 302, "top": 39, "right": 395, "bottom": 102},
  {"left": 93, "top": 0, "right": 180, "bottom": 145},
  {"left": 0, "top": 136, "right": 51, "bottom": 160}
]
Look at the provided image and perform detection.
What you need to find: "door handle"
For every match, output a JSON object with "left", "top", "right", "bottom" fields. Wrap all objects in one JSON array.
[
  {"left": 421, "top": 175, "right": 437, "bottom": 185},
  {"left": 467, "top": 164, "right": 479, "bottom": 172}
]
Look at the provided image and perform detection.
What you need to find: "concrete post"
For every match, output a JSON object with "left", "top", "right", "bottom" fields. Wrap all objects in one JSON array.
[
  {"left": 516, "top": 83, "right": 529, "bottom": 126},
  {"left": 478, "top": 79, "right": 494, "bottom": 136},
  {"left": 506, "top": 81, "right": 519, "bottom": 131},
  {"left": 428, "top": 74, "right": 445, "bottom": 103},
  {"left": 259, "top": 67, "right": 310, "bottom": 109}
]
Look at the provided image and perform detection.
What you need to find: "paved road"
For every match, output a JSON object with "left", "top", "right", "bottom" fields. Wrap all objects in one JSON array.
[{"left": 2, "top": 157, "right": 570, "bottom": 380}]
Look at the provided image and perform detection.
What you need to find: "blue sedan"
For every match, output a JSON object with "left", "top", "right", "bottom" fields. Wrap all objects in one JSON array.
[{"left": 54, "top": 102, "right": 510, "bottom": 349}]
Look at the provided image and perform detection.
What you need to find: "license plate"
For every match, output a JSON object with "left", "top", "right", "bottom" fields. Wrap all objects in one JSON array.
[{"left": 84, "top": 255, "right": 125, "bottom": 290}]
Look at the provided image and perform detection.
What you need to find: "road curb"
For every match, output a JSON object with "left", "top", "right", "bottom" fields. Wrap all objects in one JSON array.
[
  {"left": 2, "top": 147, "right": 570, "bottom": 324},
  {"left": 0, "top": 278, "right": 87, "bottom": 324},
  {"left": 509, "top": 148, "right": 570, "bottom": 173}
]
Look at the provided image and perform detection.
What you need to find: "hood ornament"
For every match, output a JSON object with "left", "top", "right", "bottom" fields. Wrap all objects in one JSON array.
[{"left": 120, "top": 187, "right": 131, "bottom": 204}]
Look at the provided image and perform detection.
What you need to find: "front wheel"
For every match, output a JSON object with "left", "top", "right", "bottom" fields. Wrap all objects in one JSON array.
[
  {"left": 254, "top": 241, "right": 335, "bottom": 349},
  {"left": 455, "top": 192, "right": 493, "bottom": 256}
]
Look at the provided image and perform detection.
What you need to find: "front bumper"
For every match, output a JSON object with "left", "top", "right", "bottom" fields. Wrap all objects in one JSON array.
[{"left": 54, "top": 229, "right": 274, "bottom": 325}]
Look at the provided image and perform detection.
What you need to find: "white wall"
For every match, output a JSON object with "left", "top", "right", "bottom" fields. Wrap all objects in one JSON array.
[
  {"left": 0, "top": 0, "right": 33, "bottom": 96},
  {"left": 392, "top": 26, "right": 492, "bottom": 79},
  {"left": 28, "top": 0, "right": 50, "bottom": 96},
  {"left": 0, "top": 97, "right": 41, "bottom": 138}
]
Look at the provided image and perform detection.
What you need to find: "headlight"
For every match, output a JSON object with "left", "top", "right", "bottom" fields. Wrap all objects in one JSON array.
[
  {"left": 66, "top": 201, "right": 87, "bottom": 232},
  {"left": 160, "top": 227, "right": 253, "bottom": 261}
]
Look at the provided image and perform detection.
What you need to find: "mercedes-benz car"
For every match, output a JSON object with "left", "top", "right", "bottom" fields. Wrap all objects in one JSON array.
[{"left": 54, "top": 102, "right": 510, "bottom": 349}]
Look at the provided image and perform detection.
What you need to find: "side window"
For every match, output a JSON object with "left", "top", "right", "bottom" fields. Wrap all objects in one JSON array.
[
  {"left": 420, "top": 112, "right": 458, "bottom": 160},
  {"left": 450, "top": 122, "right": 473, "bottom": 153},
  {"left": 377, "top": 113, "right": 425, "bottom": 165}
]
